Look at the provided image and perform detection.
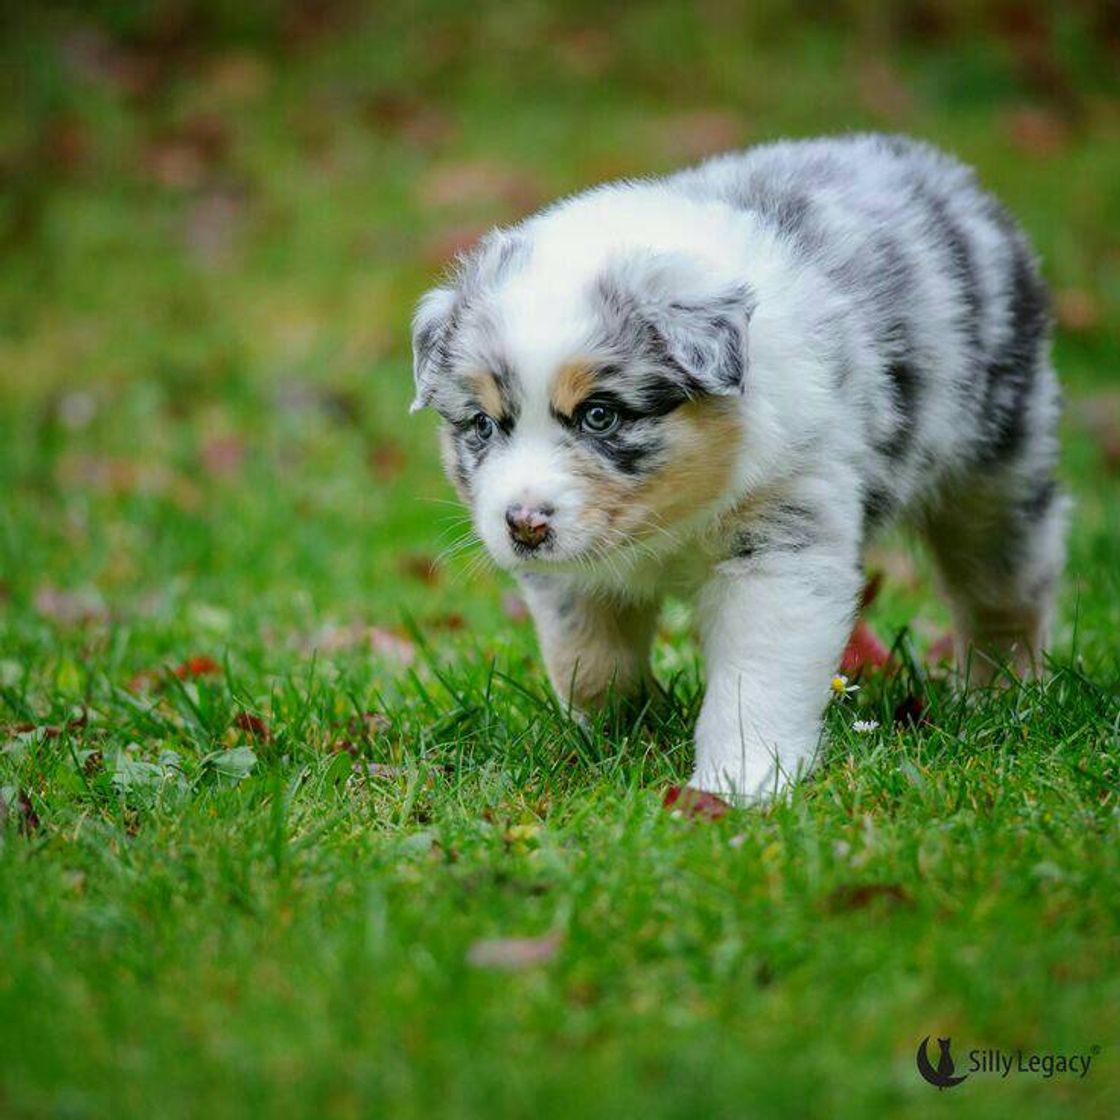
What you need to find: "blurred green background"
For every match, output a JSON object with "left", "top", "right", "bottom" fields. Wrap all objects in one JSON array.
[{"left": 1, "top": 0, "right": 1117, "bottom": 649}]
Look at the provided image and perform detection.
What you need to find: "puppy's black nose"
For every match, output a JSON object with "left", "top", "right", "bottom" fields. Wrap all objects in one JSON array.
[{"left": 505, "top": 503, "right": 554, "bottom": 550}]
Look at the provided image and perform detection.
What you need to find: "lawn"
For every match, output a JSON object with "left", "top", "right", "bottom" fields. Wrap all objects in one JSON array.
[{"left": 1, "top": 3, "right": 1118, "bottom": 1117}]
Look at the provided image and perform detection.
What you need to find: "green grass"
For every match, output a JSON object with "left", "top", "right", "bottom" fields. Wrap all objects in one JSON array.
[{"left": 1, "top": 3, "right": 1118, "bottom": 1117}]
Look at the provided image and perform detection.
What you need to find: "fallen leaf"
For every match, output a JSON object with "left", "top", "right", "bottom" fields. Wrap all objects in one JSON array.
[
  {"left": 429, "top": 612, "right": 466, "bottom": 631},
  {"left": 174, "top": 655, "right": 221, "bottom": 679},
  {"left": 840, "top": 620, "right": 892, "bottom": 675},
  {"left": 399, "top": 554, "right": 440, "bottom": 586},
  {"left": 466, "top": 931, "right": 563, "bottom": 970},
  {"left": 894, "top": 694, "right": 931, "bottom": 727},
  {"left": 826, "top": 882, "right": 912, "bottom": 912},
  {"left": 232, "top": 712, "right": 271, "bottom": 741},
  {"left": 663, "top": 785, "right": 732, "bottom": 820},
  {"left": 860, "top": 570, "right": 884, "bottom": 610}
]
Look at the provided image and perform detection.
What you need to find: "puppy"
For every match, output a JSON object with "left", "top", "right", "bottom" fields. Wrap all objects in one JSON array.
[{"left": 411, "top": 133, "right": 1067, "bottom": 803}]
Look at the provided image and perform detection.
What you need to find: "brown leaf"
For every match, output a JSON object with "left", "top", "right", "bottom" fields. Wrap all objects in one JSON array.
[
  {"left": 233, "top": 712, "right": 271, "bottom": 741},
  {"left": 399, "top": 554, "right": 440, "bottom": 586},
  {"left": 894, "top": 694, "right": 931, "bottom": 727},
  {"left": 663, "top": 785, "right": 732, "bottom": 821},
  {"left": 827, "top": 882, "right": 912, "bottom": 912},
  {"left": 466, "top": 931, "right": 563, "bottom": 970}
]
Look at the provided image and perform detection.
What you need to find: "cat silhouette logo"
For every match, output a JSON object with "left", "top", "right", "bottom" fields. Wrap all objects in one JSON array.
[{"left": 916, "top": 1036, "right": 969, "bottom": 1089}]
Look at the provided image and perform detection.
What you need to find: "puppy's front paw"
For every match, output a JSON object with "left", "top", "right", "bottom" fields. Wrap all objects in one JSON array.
[{"left": 688, "top": 741, "right": 817, "bottom": 806}]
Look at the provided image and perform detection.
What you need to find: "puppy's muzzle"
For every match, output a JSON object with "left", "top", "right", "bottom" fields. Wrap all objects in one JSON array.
[{"left": 505, "top": 503, "right": 554, "bottom": 552}]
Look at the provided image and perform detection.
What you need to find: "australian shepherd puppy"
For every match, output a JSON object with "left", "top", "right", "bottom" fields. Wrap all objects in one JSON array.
[{"left": 411, "top": 133, "right": 1067, "bottom": 803}]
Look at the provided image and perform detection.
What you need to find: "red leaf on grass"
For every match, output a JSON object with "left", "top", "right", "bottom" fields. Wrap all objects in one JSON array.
[
  {"left": 840, "top": 620, "right": 892, "bottom": 676},
  {"left": 859, "top": 570, "right": 884, "bottom": 610},
  {"left": 894, "top": 694, "right": 931, "bottom": 727},
  {"left": 233, "top": 712, "right": 271, "bottom": 741},
  {"left": 175, "top": 655, "right": 221, "bottom": 679},
  {"left": 466, "top": 931, "right": 563, "bottom": 971},
  {"left": 663, "top": 785, "right": 732, "bottom": 821}
]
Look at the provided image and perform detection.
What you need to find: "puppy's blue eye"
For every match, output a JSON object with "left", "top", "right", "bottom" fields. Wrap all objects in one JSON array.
[
  {"left": 474, "top": 413, "right": 497, "bottom": 441},
  {"left": 579, "top": 404, "right": 619, "bottom": 436}
]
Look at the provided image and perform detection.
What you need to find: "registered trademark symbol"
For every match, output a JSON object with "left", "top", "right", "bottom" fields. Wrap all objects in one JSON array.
[{"left": 1091, "top": 1045, "right": 1101, "bottom": 1055}]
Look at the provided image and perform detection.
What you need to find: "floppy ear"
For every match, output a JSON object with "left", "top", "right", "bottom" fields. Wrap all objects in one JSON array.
[
  {"left": 410, "top": 286, "right": 457, "bottom": 412},
  {"left": 598, "top": 253, "right": 756, "bottom": 396}
]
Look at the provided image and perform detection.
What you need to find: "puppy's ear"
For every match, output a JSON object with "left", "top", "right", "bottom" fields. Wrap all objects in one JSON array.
[
  {"left": 598, "top": 253, "right": 756, "bottom": 396},
  {"left": 410, "top": 286, "right": 457, "bottom": 413}
]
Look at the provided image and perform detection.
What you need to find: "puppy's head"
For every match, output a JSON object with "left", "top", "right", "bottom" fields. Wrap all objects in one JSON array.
[{"left": 411, "top": 228, "right": 754, "bottom": 572}]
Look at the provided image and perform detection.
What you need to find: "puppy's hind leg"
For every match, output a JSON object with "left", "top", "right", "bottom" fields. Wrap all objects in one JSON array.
[{"left": 921, "top": 466, "right": 1068, "bottom": 686}]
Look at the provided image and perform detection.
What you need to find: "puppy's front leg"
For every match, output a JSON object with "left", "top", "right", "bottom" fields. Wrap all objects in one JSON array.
[
  {"left": 519, "top": 577, "right": 660, "bottom": 714},
  {"left": 691, "top": 518, "right": 861, "bottom": 803}
]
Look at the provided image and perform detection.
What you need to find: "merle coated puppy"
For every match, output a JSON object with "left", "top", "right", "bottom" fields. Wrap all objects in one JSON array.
[{"left": 411, "top": 133, "right": 1067, "bottom": 803}]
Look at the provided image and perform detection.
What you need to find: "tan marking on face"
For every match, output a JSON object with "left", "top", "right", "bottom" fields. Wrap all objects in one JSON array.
[
  {"left": 467, "top": 370, "right": 505, "bottom": 419},
  {"left": 550, "top": 362, "right": 598, "bottom": 416},
  {"left": 567, "top": 398, "right": 743, "bottom": 546}
]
